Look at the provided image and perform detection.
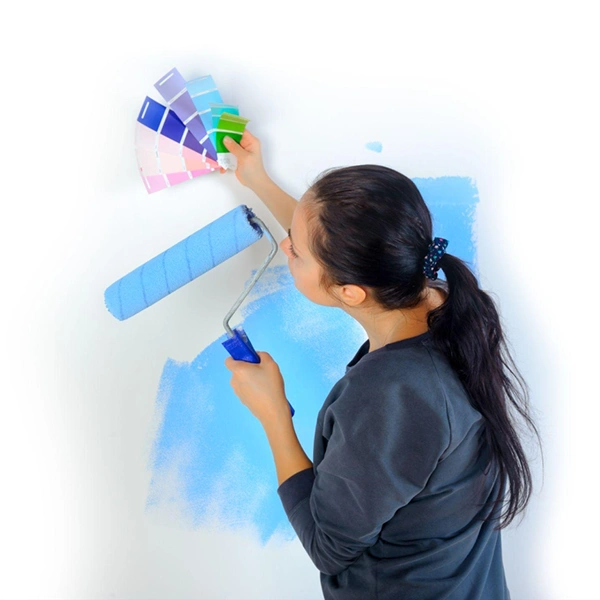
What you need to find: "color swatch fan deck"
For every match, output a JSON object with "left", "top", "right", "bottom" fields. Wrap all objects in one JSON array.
[{"left": 135, "top": 68, "right": 250, "bottom": 194}]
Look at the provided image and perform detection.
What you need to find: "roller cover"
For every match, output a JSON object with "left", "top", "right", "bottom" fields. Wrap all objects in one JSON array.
[{"left": 104, "top": 205, "right": 262, "bottom": 320}]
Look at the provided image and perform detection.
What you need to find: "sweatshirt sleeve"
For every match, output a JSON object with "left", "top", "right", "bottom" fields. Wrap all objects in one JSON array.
[{"left": 277, "top": 364, "right": 451, "bottom": 577}]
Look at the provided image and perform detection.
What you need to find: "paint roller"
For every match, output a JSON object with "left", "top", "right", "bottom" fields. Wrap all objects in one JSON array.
[{"left": 104, "top": 204, "right": 295, "bottom": 417}]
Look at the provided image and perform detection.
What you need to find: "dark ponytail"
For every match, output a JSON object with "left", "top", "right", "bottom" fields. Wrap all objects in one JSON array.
[
  {"left": 305, "top": 164, "right": 542, "bottom": 530},
  {"left": 428, "top": 252, "right": 542, "bottom": 528}
]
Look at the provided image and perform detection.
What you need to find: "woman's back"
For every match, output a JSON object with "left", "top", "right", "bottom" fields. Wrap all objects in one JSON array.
[{"left": 279, "top": 331, "right": 511, "bottom": 599}]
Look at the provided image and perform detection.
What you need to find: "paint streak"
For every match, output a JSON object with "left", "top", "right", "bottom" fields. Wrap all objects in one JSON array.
[
  {"left": 365, "top": 141, "right": 383, "bottom": 152},
  {"left": 145, "top": 176, "right": 479, "bottom": 545}
]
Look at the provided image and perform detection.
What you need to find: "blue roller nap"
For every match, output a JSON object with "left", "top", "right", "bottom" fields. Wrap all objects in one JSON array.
[{"left": 104, "top": 205, "right": 262, "bottom": 320}]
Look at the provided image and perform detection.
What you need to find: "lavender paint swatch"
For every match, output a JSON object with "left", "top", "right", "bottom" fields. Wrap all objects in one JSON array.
[{"left": 145, "top": 176, "right": 480, "bottom": 545}]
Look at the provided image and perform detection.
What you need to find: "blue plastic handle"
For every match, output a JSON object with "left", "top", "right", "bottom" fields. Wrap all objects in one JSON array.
[{"left": 222, "top": 327, "right": 295, "bottom": 418}]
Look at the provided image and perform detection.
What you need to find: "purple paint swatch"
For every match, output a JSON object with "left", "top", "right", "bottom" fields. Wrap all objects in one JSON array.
[
  {"left": 137, "top": 96, "right": 210, "bottom": 157},
  {"left": 154, "top": 68, "right": 218, "bottom": 161}
]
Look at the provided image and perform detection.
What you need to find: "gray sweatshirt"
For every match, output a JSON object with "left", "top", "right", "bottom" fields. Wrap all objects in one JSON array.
[{"left": 277, "top": 330, "right": 511, "bottom": 599}]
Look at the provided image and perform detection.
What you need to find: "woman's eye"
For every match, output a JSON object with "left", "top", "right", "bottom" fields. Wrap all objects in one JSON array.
[{"left": 288, "top": 240, "right": 298, "bottom": 258}]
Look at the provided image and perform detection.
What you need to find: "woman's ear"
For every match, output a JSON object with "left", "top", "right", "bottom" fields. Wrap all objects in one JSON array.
[{"left": 338, "top": 284, "right": 368, "bottom": 308}]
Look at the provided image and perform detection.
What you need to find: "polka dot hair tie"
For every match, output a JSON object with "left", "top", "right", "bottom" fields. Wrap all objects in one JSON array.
[{"left": 423, "top": 237, "right": 449, "bottom": 280}]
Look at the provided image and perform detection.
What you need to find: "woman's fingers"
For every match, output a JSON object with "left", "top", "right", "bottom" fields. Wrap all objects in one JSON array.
[
  {"left": 217, "top": 129, "right": 266, "bottom": 188},
  {"left": 222, "top": 135, "right": 245, "bottom": 157},
  {"left": 240, "top": 129, "right": 260, "bottom": 151}
]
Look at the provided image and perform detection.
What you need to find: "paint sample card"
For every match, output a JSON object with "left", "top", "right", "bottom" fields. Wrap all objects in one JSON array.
[
  {"left": 133, "top": 68, "right": 250, "bottom": 193},
  {"left": 138, "top": 167, "right": 214, "bottom": 195},
  {"left": 136, "top": 153, "right": 214, "bottom": 194},
  {"left": 136, "top": 122, "right": 183, "bottom": 172},
  {"left": 154, "top": 68, "right": 218, "bottom": 161},
  {"left": 215, "top": 112, "right": 250, "bottom": 170},
  {"left": 135, "top": 97, "right": 219, "bottom": 193},
  {"left": 186, "top": 75, "right": 223, "bottom": 146},
  {"left": 215, "top": 112, "right": 248, "bottom": 151},
  {"left": 137, "top": 97, "right": 214, "bottom": 158},
  {"left": 135, "top": 121, "right": 218, "bottom": 172},
  {"left": 136, "top": 146, "right": 181, "bottom": 176},
  {"left": 209, "top": 103, "right": 239, "bottom": 148}
]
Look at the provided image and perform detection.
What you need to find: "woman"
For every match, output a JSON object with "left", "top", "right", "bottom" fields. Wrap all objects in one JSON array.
[{"left": 223, "top": 131, "right": 541, "bottom": 599}]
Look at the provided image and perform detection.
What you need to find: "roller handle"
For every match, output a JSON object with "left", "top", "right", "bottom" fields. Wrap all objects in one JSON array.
[{"left": 222, "top": 326, "right": 295, "bottom": 418}]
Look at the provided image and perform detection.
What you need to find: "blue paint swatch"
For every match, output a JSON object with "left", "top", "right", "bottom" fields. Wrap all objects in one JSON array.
[
  {"left": 145, "top": 176, "right": 479, "bottom": 545},
  {"left": 365, "top": 141, "right": 383, "bottom": 152}
]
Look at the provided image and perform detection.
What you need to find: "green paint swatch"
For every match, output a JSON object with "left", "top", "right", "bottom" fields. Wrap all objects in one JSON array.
[
  {"left": 215, "top": 112, "right": 250, "bottom": 153},
  {"left": 209, "top": 103, "right": 239, "bottom": 147}
]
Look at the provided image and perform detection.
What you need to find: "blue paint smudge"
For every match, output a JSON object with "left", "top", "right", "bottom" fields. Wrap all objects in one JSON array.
[
  {"left": 365, "top": 141, "right": 383, "bottom": 152},
  {"left": 146, "top": 176, "right": 479, "bottom": 545}
]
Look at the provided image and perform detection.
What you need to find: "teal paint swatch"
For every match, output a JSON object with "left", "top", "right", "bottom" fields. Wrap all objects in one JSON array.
[{"left": 145, "top": 176, "right": 479, "bottom": 545}]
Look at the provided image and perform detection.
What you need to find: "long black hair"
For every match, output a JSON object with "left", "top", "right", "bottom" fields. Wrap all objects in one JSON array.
[{"left": 304, "top": 164, "right": 542, "bottom": 530}]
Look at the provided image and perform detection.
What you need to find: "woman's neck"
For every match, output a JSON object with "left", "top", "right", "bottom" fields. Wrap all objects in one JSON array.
[{"left": 357, "top": 285, "right": 447, "bottom": 353}]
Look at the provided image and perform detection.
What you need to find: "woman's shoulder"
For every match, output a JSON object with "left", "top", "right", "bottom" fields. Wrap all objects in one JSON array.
[
  {"left": 339, "top": 340, "right": 448, "bottom": 414},
  {"left": 348, "top": 332, "right": 439, "bottom": 376},
  {"left": 343, "top": 335, "right": 482, "bottom": 426}
]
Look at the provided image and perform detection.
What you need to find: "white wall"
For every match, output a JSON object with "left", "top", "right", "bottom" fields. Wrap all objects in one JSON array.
[{"left": 1, "top": 1, "right": 598, "bottom": 598}]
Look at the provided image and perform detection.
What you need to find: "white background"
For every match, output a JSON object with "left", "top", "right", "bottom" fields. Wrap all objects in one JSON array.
[{"left": 1, "top": 1, "right": 598, "bottom": 598}]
